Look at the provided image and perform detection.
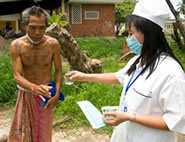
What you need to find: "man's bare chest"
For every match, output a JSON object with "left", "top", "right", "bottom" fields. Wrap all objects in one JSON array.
[{"left": 20, "top": 46, "right": 53, "bottom": 67}]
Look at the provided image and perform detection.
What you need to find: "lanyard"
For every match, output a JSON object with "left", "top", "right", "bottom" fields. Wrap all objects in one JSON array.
[{"left": 125, "top": 70, "right": 142, "bottom": 95}]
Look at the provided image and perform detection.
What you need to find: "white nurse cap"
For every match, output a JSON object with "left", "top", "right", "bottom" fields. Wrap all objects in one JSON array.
[{"left": 132, "top": 0, "right": 182, "bottom": 29}]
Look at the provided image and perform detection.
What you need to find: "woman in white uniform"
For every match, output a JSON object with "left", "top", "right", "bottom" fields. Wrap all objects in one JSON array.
[{"left": 66, "top": 1, "right": 185, "bottom": 141}]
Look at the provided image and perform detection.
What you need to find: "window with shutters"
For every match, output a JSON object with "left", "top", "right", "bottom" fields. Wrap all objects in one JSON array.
[
  {"left": 71, "top": 5, "right": 82, "bottom": 24},
  {"left": 85, "top": 11, "right": 99, "bottom": 20}
]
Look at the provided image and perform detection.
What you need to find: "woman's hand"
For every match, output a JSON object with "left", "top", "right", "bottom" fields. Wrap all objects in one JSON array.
[
  {"left": 103, "top": 111, "right": 131, "bottom": 126},
  {"left": 104, "top": 112, "right": 169, "bottom": 130},
  {"left": 65, "top": 70, "right": 119, "bottom": 84},
  {"left": 65, "top": 71, "right": 87, "bottom": 81}
]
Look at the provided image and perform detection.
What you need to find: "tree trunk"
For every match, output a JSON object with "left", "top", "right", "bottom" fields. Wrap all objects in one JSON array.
[
  {"left": 171, "top": 23, "right": 184, "bottom": 49},
  {"left": 166, "top": 0, "right": 185, "bottom": 46},
  {"left": 46, "top": 24, "right": 102, "bottom": 73}
]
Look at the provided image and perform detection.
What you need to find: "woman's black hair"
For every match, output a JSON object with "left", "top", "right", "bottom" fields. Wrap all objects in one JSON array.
[{"left": 126, "top": 14, "right": 183, "bottom": 78}]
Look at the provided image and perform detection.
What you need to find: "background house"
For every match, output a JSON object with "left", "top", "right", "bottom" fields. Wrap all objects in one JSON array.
[
  {"left": 0, "top": 0, "right": 122, "bottom": 37},
  {"left": 0, "top": 14, "right": 20, "bottom": 34},
  {"left": 65, "top": 0, "right": 122, "bottom": 37}
]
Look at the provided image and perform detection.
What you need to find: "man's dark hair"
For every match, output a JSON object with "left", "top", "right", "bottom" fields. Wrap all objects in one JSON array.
[
  {"left": 21, "top": 6, "right": 50, "bottom": 26},
  {"left": 125, "top": 15, "right": 183, "bottom": 78}
]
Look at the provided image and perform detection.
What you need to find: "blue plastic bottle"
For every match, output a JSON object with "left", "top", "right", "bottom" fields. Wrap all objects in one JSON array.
[{"left": 40, "top": 81, "right": 64, "bottom": 107}]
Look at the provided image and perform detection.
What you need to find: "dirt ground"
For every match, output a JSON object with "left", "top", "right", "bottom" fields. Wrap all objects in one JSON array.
[
  {"left": 0, "top": 108, "right": 110, "bottom": 142},
  {"left": 1, "top": 108, "right": 185, "bottom": 142}
]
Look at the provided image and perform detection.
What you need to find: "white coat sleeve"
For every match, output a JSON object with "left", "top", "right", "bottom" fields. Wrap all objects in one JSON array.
[
  {"left": 159, "top": 76, "right": 185, "bottom": 134},
  {"left": 115, "top": 56, "right": 139, "bottom": 84}
]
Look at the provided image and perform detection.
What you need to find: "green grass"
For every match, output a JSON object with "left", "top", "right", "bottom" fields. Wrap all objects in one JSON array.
[
  {"left": 76, "top": 37, "right": 124, "bottom": 59},
  {"left": 0, "top": 53, "right": 17, "bottom": 105},
  {"left": 0, "top": 37, "right": 185, "bottom": 134}
]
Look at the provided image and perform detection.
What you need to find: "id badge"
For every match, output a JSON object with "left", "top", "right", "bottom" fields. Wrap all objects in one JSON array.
[{"left": 120, "top": 99, "right": 128, "bottom": 112}]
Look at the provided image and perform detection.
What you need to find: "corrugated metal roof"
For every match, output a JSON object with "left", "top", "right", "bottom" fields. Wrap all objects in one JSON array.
[{"left": 68, "top": 0, "right": 123, "bottom": 4}]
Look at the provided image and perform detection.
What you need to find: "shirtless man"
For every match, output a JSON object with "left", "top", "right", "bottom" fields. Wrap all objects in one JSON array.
[{"left": 8, "top": 6, "right": 62, "bottom": 142}]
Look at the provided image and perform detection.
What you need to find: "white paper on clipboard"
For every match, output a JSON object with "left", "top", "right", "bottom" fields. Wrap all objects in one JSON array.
[{"left": 77, "top": 100, "right": 106, "bottom": 129}]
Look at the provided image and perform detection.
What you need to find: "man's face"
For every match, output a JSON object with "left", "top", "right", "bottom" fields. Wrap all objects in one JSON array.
[{"left": 26, "top": 15, "right": 46, "bottom": 42}]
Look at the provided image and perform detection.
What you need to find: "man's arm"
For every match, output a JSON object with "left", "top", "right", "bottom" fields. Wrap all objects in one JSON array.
[
  {"left": 46, "top": 39, "right": 62, "bottom": 109},
  {"left": 53, "top": 40, "right": 62, "bottom": 97},
  {"left": 10, "top": 40, "right": 50, "bottom": 97}
]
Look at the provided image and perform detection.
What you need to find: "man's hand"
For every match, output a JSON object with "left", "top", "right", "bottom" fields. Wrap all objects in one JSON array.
[
  {"left": 31, "top": 84, "right": 51, "bottom": 98},
  {"left": 45, "top": 95, "right": 59, "bottom": 109}
]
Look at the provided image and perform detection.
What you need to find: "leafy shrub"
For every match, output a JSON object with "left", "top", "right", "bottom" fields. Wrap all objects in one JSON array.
[
  {"left": 0, "top": 54, "right": 16, "bottom": 104},
  {"left": 115, "top": 0, "right": 135, "bottom": 23},
  {"left": 48, "top": 11, "right": 69, "bottom": 28},
  {"left": 76, "top": 37, "right": 124, "bottom": 59}
]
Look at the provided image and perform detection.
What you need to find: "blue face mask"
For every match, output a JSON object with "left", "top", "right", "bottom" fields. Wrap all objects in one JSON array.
[{"left": 126, "top": 36, "right": 142, "bottom": 55}]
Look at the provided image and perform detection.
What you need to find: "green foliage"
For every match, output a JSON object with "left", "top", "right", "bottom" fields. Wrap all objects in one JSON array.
[
  {"left": 115, "top": 0, "right": 135, "bottom": 23},
  {"left": 76, "top": 37, "right": 124, "bottom": 59},
  {"left": 48, "top": 11, "right": 69, "bottom": 28},
  {"left": 168, "top": 37, "right": 185, "bottom": 69},
  {"left": 0, "top": 54, "right": 16, "bottom": 105}
]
